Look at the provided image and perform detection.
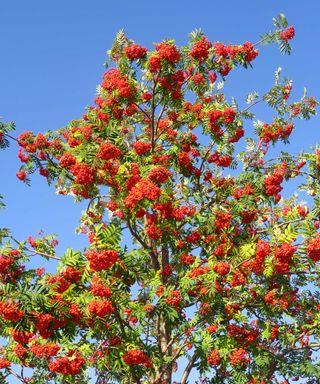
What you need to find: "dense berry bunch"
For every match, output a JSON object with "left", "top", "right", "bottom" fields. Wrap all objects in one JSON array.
[
  {"left": 0, "top": 301, "right": 24, "bottom": 322},
  {"left": 125, "top": 43, "right": 148, "bottom": 60},
  {"left": 229, "top": 348, "right": 250, "bottom": 366},
  {"left": 87, "top": 300, "right": 114, "bottom": 317},
  {"left": 190, "top": 36, "right": 212, "bottom": 63},
  {"left": 123, "top": 349, "right": 152, "bottom": 367},
  {"left": 124, "top": 178, "right": 161, "bottom": 208},
  {"left": 85, "top": 249, "right": 119, "bottom": 272},
  {"left": 30, "top": 343, "right": 60, "bottom": 358},
  {"left": 99, "top": 142, "right": 121, "bottom": 161},
  {"left": 207, "top": 349, "right": 221, "bottom": 366},
  {"left": 264, "top": 163, "right": 286, "bottom": 198},
  {"left": 48, "top": 353, "right": 86, "bottom": 375},
  {"left": 71, "top": 163, "right": 95, "bottom": 185},
  {"left": 280, "top": 26, "right": 295, "bottom": 41},
  {"left": 306, "top": 236, "right": 320, "bottom": 262}
]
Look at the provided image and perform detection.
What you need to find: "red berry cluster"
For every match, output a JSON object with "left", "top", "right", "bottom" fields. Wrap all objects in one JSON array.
[
  {"left": 48, "top": 352, "right": 86, "bottom": 375},
  {"left": 0, "top": 252, "right": 19, "bottom": 283},
  {"left": 133, "top": 141, "right": 152, "bottom": 155},
  {"left": 155, "top": 42, "right": 181, "bottom": 63},
  {"left": 13, "top": 344, "right": 27, "bottom": 359},
  {"left": 85, "top": 249, "right": 119, "bottom": 272},
  {"left": 207, "top": 348, "right": 221, "bottom": 366},
  {"left": 30, "top": 343, "right": 60, "bottom": 358},
  {"left": 158, "top": 70, "right": 184, "bottom": 99},
  {"left": 34, "top": 313, "right": 55, "bottom": 339},
  {"left": 0, "top": 358, "right": 11, "bottom": 369},
  {"left": 214, "top": 211, "right": 232, "bottom": 233},
  {"left": 124, "top": 178, "right": 161, "bottom": 208},
  {"left": 209, "top": 152, "right": 232, "bottom": 167},
  {"left": 260, "top": 122, "right": 294, "bottom": 143},
  {"left": 306, "top": 236, "right": 320, "bottom": 262},
  {"left": 166, "top": 290, "right": 181, "bottom": 307},
  {"left": 214, "top": 42, "right": 258, "bottom": 62},
  {"left": 102, "top": 69, "right": 134, "bottom": 100},
  {"left": 208, "top": 107, "right": 236, "bottom": 126},
  {"left": 264, "top": 163, "right": 286, "bottom": 198},
  {"left": 233, "top": 183, "right": 254, "bottom": 199},
  {"left": 189, "top": 36, "right": 212, "bottom": 63},
  {"left": 245, "top": 240, "right": 270, "bottom": 275},
  {"left": 0, "top": 301, "right": 24, "bottom": 322},
  {"left": 274, "top": 243, "right": 296, "bottom": 274},
  {"left": 280, "top": 26, "right": 295, "bottom": 41},
  {"left": 71, "top": 163, "right": 95, "bottom": 185},
  {"left": 11, "top": 329, "right": 33, "bottom": 344},
  {"left": 213, "top": 262, "right": 230, "bottom": 276},
  {"left": 227, "top": 324, "right": 260, "bottom": 347},
  {"left": 146, "top": 223, "right": 162, "bottom": 240},
  {"left": 99, "top": 142, "right": 121, "bottom": 161},
  {"left": 124, "top": 43, "right": 147, "bottom": 60},
  {"left": 180, "top": 253, "right": 195, "bottom": 265},
  {"left": 229, "top": 348, "right": 250, "bottom": 366},
  {"left": 59, "top": 152, "right": 76, "bottom": 168},
  {"left": 241, "top": 209, "right": 257, "bottom": 224},
  {"left": 46, "top": 266, "right": 81, "bottom": 293},
  {"left": 90, "top": 280, "right": 112, "bottom": 298},
  {"left": 123, "top": 349, "right": 152, "bottom": 367},
  {"left": 148, "top": 166, "right": 170, "bottom": 184},
  {"left": 16, "top": 170, "right": 26, "bottom": 180},
  {"left": 87, "top": 300, "right": 114, "bottom": 317}
]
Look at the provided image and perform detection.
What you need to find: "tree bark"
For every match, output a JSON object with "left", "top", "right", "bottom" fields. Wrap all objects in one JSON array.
[
  {"left": 155, "top": 311, "right": 172, "bottom": 384},
  {"left": 180, "top": 352, "right": 198, "bottom": 384}
]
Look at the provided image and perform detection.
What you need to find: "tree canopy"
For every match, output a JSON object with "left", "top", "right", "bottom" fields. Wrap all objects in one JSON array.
[{"left": 1, "top": 14, "right": 320, "bottom": 384}]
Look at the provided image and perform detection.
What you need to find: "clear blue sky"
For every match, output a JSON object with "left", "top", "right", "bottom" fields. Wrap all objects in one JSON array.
[{"left": 1, "top": 0, "right": 320, "bottom": 382}]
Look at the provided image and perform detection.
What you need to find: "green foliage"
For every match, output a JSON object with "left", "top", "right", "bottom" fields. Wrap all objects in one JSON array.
[{"left": 0, "top": 120, "right": 15, "bottom": 149}]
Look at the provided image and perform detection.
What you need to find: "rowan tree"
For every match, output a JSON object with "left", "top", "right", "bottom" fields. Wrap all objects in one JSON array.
[{"left": 1, "top": 14, "right": 320, "bottom": 384}]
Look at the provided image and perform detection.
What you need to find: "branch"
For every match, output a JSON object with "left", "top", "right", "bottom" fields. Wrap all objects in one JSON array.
[
  {"left": 6, "top": 368, "right": 25, "bottom": 383},
  {"left": 150, "top": 74, "right": 159, "bottom": 151},
  {"left": 4, "top": 133, "right": 18, "bottom": 142},
  {"left": 154, "top": 98, "right": 167, "bottom": 144},
  {"left": 257, "top": 216, "right": 308, "bottom": 234},
  {"left": 9, "top": 236, "right": 61, "bottom": 261},
  {"left": 127, "top": 218, "right": 160, "bottom": 270},
  {"left": 253, "top": 37, "right": 267, "bottom": 48},
  {"left": 181, "top": 352, "right": 199, "bottom": 384},
  {"left": 113, "top": 305, "right": 141, "bottom": 384},
  {"left": 241, "top": 98, "right": 263, "bottom": 113},
  {"left": 283, "top": 343, "right": 320, "bottom": 354},
  {"left": 133, "top": 103, "right": 150, "bottom": 119},
  {"left": 195, "top": 140, "right": 216, "bottom": 191},
  {"left": 127, "top": 219, "right": 151, "bottom": 250},
  {"left": 25, "top": 249, "right": 61, "bottom": 261}
]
